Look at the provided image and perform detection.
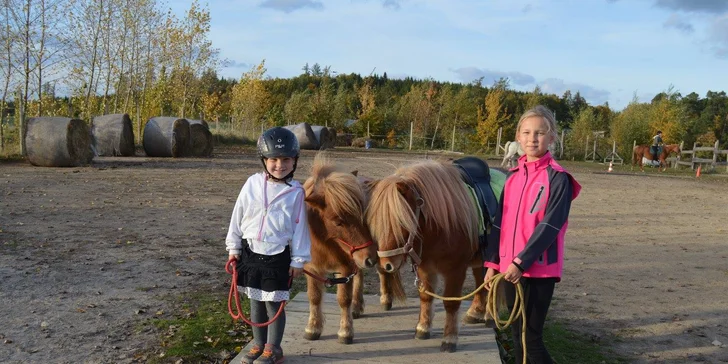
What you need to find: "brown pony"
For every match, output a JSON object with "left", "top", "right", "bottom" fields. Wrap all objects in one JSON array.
[
  {"left": 367, "top": 160, "right": 488, "bottom": 353},
  {"left": 633, "top": 144, "right": 681, "bottom": 172},
  {"left": 303, "top": 154, "right": 403, "bottom": 344}
]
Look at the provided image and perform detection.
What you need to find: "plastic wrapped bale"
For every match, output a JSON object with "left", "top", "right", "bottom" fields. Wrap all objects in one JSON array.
[
  {"left": 142, "top": 117, "right": 190, "bottom": 157},
  {"left": 187, "top": 119, "right": 213, "bottom": 157},
  {"left": 310, "top": 125, "right": 332, "bottom": 150},
  {"left": 91, "top": 114, "right": 135, "bottom": 156},
  {"left": 284, "top": 122, "right": 318, "bottom": 150},
  {"left": 25, "top": 117, "right": 94, "bottom": 167},
  {"left": 326, "top": 127, "right": 337, "bottom": 149}
]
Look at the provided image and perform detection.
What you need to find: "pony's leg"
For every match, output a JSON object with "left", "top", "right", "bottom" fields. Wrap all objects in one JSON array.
[
  {"left": 440, "top": 267, "right": 467, "bottom": 353},
  {"left": 352, "top": 270, "right": 365, "bottom": 319},
  {"left": 463, "top": 266, "right": 487, "bottom": 325},
  {"left": 304, "top": 274, "right": 325, "bottom": 341},
  {"left": 378, "top": 267, "right": 393, "bottom": 311},
  {"left": 415, "top": 267, "right": 437, "bottom": 340},
  {"left": 336, "top": 280, "right": 354, "bottom": 344}
]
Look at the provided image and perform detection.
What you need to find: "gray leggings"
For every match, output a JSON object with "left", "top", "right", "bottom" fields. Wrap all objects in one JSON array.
[{"left": 250, "top": 299, "right": 286, "bottom": 347}]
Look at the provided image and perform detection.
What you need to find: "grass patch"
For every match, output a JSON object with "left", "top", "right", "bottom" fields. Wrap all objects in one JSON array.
[
  {"left": 149, "top": 292, "right": 251, "bottom": 363},
  {"left": 495, "top": 319, "right": 628, "bottom": 364},
  {"left": 147, "top": 278, "right": 309, "bottom": 363}
]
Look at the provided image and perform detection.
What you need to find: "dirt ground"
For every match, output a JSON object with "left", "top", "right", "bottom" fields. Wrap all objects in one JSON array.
[{"left": 1, "top": 147, "right": 727, "bottom": 364}]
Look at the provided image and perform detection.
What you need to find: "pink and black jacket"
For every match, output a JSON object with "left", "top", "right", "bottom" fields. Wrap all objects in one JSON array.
[{"left": 484, "top": 152, "right": 581, "bottom": 281}]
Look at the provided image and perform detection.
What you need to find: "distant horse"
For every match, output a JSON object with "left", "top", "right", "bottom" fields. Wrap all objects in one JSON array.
[
  {"left": 367, "top": 159, "right": 494, "bottom": 352},
  {"left": 302, "top": 154, "right": 403, "bottom": 344},
  {"left": 632, "top": 144, "right": 681, "bottom": 172},
  {"left": 501, "top": 141, "right": 524, "bottom": 168},
  {"left": 501, "top": 140, "right": 561, "bottom": 168}
]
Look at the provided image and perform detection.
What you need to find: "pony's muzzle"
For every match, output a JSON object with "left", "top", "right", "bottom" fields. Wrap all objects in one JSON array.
[
  {"left": 383, "top": 262, "right": 395, "bottom": 273},
  {"left": 365, "top": 258, "right": 376, "bottom": 268}
]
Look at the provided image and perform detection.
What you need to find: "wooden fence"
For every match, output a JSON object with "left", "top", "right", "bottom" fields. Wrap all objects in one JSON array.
[{"left": 675, "top": 140, "right": 728, "bottom": 171}]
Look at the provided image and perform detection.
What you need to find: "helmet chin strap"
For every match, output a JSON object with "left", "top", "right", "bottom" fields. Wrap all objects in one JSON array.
[{"left": 261, "top": 157, "right": 298, "bottom": 186}]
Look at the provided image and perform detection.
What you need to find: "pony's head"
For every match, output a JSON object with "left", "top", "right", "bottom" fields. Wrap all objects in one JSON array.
[
  {"left": 367, "top": 177, "right": 420, "bottom": 273},
  {"left": 367, "top": 160, "right": 478, "bottom": 273},
  {"left": 304, "top": 154, "right": 377, "bottom": 269}
]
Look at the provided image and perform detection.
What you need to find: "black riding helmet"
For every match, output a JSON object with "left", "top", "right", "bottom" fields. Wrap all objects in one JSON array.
[{"left": 257, "top": 127, "right": 300, "bottom": 183}]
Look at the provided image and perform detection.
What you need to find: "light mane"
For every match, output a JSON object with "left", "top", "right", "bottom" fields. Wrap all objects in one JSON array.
[
  {"left": 367, "top": 160, "right": 478, "bottom": 250},
  {"left": 304, "top": 153, "right": 365, "bottom": 221}
]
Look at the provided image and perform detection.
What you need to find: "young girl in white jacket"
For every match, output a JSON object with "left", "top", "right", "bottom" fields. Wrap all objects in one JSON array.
[{"left": 226, "top": 127, "right": 311, "bottom": 364}]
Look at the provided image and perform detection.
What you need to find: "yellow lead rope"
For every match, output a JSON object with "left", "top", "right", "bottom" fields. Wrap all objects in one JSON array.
[{"left": 418, "top": 273, "right": 527, "bottom": 364}]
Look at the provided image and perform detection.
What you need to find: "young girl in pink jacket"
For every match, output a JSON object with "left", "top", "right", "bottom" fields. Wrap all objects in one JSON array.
[{"left": 485, "top": 105, "right": 581, "bottom": 363}]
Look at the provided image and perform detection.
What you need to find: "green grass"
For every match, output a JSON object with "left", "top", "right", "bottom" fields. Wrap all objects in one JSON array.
[
  {"left": 149, "top": 292, "right": 252, "bottom": 363},
  {"left": 146, "top": 278, "right": 309, "bottom": 363},
  {"left": 495, "top": 320, "right": 629, "bottom": 364}
]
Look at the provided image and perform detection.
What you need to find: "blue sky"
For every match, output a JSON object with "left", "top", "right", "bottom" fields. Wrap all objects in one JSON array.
[{"left": 171, "top": 0, "right": 728, "bottom": 111}]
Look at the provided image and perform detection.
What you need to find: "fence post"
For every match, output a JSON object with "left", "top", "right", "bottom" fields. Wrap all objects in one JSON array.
[
  {"left": 584, "top": 136, "right": 589, "bottom": 161},
  {"left": 451, "top": 125, "right": 456, "bottom": 152},
  {"left": 409, "top": 122, "right": 413, "bottom": 151},
  {"left": 496, "top": 127, "right": 502, "bottom": 156},
  {"left": 713, "top": 140, "right": 719, "bottom": 169},
  {"left": 692, "top": 142, "right": 697, "bottom": 170}
]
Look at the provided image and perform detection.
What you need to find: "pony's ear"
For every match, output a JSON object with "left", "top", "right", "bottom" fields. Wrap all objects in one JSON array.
[
  {"left": 351, "top": 170, "right": 358, "bottom": 176},
  {"left": 395, "top": 181, "right": 409, "bottom": 197},
  {"left": 305, "top": 193, "right": 326, "bottom": 210}
]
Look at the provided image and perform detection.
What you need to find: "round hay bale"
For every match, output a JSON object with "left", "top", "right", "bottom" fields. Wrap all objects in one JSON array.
[
  {"left": 284, "top": 122, "right": 319, "bottom": 150},
  {"left": 143, "top": 117, "right": 190, "bottom": 157},
  {"left": 25, "top": 117, "right": 94, "bottom": 167},
  {"left": 310, "top": 125, "right": 331, "bottom": 150},
  {"left": 327, "top": 127, "right": 337, "bottom": 149},
  {"left": 187, "top": 119, "right": 213, "bottom": 157},
  {"left": 352, "top": 137, "right": 374, "bottom": 148},
  {"left": 91, "top": 113, "right": 135, "bottom": 156}
]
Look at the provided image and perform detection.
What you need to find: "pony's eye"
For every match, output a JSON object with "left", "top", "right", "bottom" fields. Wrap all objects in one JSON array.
[{"left": 333, "top": 219, "right": 343, "bottom": 227}]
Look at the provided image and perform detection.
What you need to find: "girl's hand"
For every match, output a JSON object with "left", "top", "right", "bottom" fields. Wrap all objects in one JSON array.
[
  {"left": 289, "top": 266, "right": 303, "bottom": 278},
  {"left": 228, "top": 254, "right": 240, "bottom": 262},
  {"left": 484, "top": 268, "right": 497, "bottom": 291},
  {"left": 503, "top": 263, "right": 523, "bottom": 284}
]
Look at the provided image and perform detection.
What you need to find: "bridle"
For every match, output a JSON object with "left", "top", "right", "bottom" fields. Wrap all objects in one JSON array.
[{"left": 376, "top": 185, "right": 424, "bottom": 266}]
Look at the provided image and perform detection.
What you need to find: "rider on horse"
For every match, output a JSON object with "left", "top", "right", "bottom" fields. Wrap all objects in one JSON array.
[{"left": 651, "top": 131, "right": 664, "bottom": 162}]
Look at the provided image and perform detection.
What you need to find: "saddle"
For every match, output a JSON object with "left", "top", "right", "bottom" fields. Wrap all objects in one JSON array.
[{"left": 453, "top": 156, "right": 499, "bottom": 232}]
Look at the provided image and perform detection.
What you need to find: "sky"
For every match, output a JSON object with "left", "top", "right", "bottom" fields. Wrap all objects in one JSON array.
[{"left": 170, "top": 0, "right": 728, "bottom": 111}]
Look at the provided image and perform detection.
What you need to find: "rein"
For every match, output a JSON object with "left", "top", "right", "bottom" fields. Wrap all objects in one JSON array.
[{"left": 226, "top": 237, "right": 366, "bottom": 326}]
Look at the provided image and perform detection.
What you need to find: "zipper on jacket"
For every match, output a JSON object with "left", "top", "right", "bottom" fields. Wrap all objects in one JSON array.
[
  {"left": 512, "top": 167, "right": 528, "bottom": 259},
  {"left": 529, "top": 185, "right": 545, "bottom": 214}
]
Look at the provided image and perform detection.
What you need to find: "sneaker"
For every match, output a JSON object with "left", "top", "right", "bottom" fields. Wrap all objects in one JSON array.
[
  {"left": 253, "top": 344, "right": 284, "bottom": 364},
  {"left": 242, "top": 343, "right": 264, "bottom": 364}
]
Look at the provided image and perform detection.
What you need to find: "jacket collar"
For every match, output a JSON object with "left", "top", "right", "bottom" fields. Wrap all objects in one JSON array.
[{"left": 510, "top": 151, "right": 553, "bottom": 172}]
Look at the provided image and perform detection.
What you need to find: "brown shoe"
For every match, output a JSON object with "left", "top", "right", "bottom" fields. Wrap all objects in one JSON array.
[
  {"left": 253, "top": 344, "right": 284, "bottom": 364},
  {"left": 242, "top": 343, "right": 264, "bottom": 364}
]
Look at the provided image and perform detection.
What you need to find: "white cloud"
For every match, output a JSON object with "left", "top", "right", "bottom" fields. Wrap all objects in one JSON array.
[
  {"left": 707, "top": 15, "right": 728, "bottom": 58},
  {"left": 663, "top": 13, "right": 694, "bottom": 33},
  {"left": 539, "top": 78, "right": 611, "bottom": 105},
  {"left": 451, "top": 67, "right": 536, "bottom": 86},
  {"left": 259, "top": 0, "right": 324, "bottom": 13},
  {"left": 655, "top": 0, "right": 728, "bottom": 14}
]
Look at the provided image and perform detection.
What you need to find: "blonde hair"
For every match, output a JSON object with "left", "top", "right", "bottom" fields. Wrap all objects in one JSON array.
[{"left": 516, "top": 105, "right": 559, "bottom": 144}]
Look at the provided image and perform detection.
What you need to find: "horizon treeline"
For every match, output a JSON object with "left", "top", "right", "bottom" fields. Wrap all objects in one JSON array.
[{"left": 1, "top": 0, "right": 726, "bottom": 157}]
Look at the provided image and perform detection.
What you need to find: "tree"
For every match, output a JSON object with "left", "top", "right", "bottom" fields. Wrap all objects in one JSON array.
[
  {"left": 231, "top": 60, "right": 271, "bottom": 135},
  {"left": 476, "top": 80, "right": 511, "bottom": 150}
]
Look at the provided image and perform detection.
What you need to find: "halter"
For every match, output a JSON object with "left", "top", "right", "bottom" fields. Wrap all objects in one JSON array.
[
  {"left": 334, "top": 237, "right": 374, "bottom": 255},
  {"left": 376, "top": 184, "right": 424, "bottom": 266}
]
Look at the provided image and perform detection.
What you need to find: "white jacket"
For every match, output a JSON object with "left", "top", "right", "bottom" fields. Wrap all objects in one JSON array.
[{"left": 225, "top": 173, "right": 311, "bottom": 268}]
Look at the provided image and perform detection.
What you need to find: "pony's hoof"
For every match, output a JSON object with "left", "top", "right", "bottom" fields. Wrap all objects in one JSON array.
[
  {"left": 338, "top": 335, "right": 353, "bottom": 344},
  {"left": 304, "top": 332, "right": 321, "bottom": 341},
  {"left": 462, "top": 314, "right": 485, "bottom": 324},
  {"left": 415, "top": 330, "right": 430, "bottom": 340},
  {"left": 381, "top": 302, "right": 392, "bottom": 311},
  {"left": 440, "top": 342, "right": 457, "bottom": 353},
  {"left": 352, "top": 310, "right": 363, "bottom": 319},
  {"left": 484, "top": 319, "right": 495, "bottom": 328}
]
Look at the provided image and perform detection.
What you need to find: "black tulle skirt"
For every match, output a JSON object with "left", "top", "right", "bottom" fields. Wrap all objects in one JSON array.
[{"left": 236, "top": 243, "right": 291, "bottom": 302}]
